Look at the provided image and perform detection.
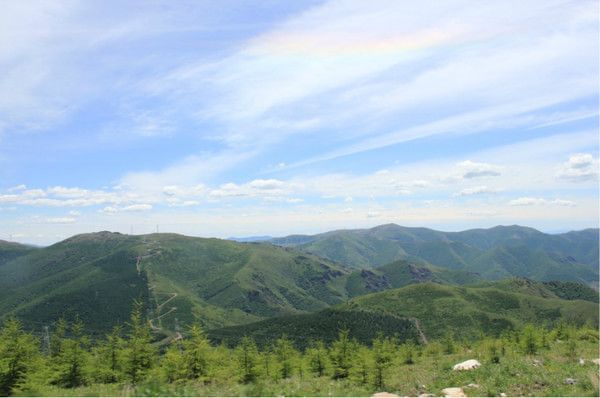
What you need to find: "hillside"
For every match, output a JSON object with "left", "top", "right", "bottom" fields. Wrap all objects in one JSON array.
[
  {"left": 0, "top": 232, "right": 434, "bottom": 336},
  {"left": 0, "top": 239, "right": 37, "bottom": 266},
  {"left": 208, "top": 281, "right": 599, "bottom": 345},
  {"left": 270, "top": 224, "right": 599, "bottom": 284},
  {"left": 343, "top": 259, "right": 482, "bottom": 298}
]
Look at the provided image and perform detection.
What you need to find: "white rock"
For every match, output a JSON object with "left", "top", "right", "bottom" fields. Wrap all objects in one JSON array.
[
  {"left": 565, "top": 378, "right": 576, "bottom": 385},
  {"left": 453, "top": 359, "right": 481, "bottom": 371},
  {"left": 579, "top": 358, "right": 585, "bottom": 365},
  {"left": 466, "top": 383, "right": 480, "bottom": 388},
  {"left": 442, "top": 387, "right": 467, "bottom": 397},
  {"left": 373, "top": 393, "right": 400, "bottom": 398},
  {"left": 500, "top": 393, "right": 507, "bottom": 397},
  {"left": 592, "top": 358, "right": 600, "bottom": 365}
]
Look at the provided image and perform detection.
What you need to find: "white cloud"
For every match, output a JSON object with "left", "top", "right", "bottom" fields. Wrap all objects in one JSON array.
[
  {"left": 557, "top": 153, "right": 599, "bottom": 182},
  {"left": 248, "top": 179, "right": 285, "bottom": 190},
  {"left": 457, "top": 160, "right": 501, "bottom": 179},
  {"left": 47, "top": 186, "right": 89, "bottom": 198},
  {"left": 122, "top": 204, "right": 153, "bottom": 212},
  {"left": 508, "top": 197, "right": 576, "bottom": 207},
  {"left": 45, "top": 217, "right": 76, "bottom": 224},
  {"left": 7, "top": 184, "right": 26, "bottom": 192},
  {"left": 454, "top": 185, "right": 497, "bottom": 196}
]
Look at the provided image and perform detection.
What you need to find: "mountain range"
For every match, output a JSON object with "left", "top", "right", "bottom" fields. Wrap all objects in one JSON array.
[
  {"left": 0, "top": 224, "right": 597, "bottom": 343},
  {"left": 270, "top": 224, "right": 599, "bottom": 284}
]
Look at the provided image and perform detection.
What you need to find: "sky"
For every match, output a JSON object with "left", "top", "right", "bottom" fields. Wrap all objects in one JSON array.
[{"left": 0, "top": 0, "right": 598, "bottom": 245}]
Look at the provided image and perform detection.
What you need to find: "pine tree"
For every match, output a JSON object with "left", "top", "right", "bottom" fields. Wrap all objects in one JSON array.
[
  {"left": 521, "top": 324, "right": 538, "bottom": 355},
  {"left": 50, "top": 318, "right": 67, "bottom": 358},
  {"left": 274, "top": 336, "right": 296, "bottom": 379},
  {"left": 330, "top": 330, "right": 355, "bottom": 379},
  {"left": 54, "top": 317, "right": 89, "bottom": 388},
  {"left": 306, "top": 341, "right": 328, "bottom": 377},
  {"left": 354, "top": 345, "right": 372, "bottom": 386},
  {"left": 181, "top": 325, "right": 212, "bottom": 379},
  {"left": 399, "top": 341, "right": 415, "bottom": 365},
  {"left": 442, "top": 332, "right": 455, "bottom": 355},
  {"left": 236, "top": 336, "right": 259, "bottom": 383},
  {"left": 372, "top": 335, "right": 393, "bottom": 389},
  {"left": 93, "top": 325, "right": 124, "bottom": 383},
  {"left": 161, "top": 345, "right": 186, "bottom": 383},
  {"left": 123, "top": 300, "right": 156, "bottom": 384},
  {"left": 0, "top": 318, "right": 39, "bottom": 395}
]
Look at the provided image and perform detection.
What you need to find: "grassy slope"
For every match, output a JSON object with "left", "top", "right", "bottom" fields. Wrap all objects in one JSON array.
[{"left": 209, "top": 282, "right": 599, "bottom": 345}]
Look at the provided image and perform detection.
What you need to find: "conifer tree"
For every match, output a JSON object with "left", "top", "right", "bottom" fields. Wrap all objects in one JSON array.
[
  {"left": 330, "top": 330, "right": 355, "bottom": 379},
  {"left": 306, "top": 341, "right": 329, "bottom": 377},
  {"left": 260, "top": 347, "right": 274, "bottom": 379},
  {"left": 274, "top": 335, "right": 296, "bottom": 379},
  {"left": 354, "top": 345, "right": 372, "bottom": 386},
  {"left": 161, "top": 345, "right": 186, "bottom": 383},
  {"left": 93, "top": 325, "right": 123, "bottom": 383},
  {"left": 372, "top": 335, "right": 393, "bottom": 389},
  {"left": 236, "top": 336, "right": 259, "bottom": 383},
  {"left": 123, "top": 300, "right": 156, "bottom": 384},
  {"left": 181, "top": 325, "right": 212, "bottom": 379},
  {"left": 50, "top": 318, "right": 67, "bottom": 358},
  {"left": 521, "top": 324, "right": 538, "bottom": 355},
  {"left": 54, "top": 317, "right": 89, "bottom": 388},
  {"left": 0, "top": 318, "right": 39, "bottom": 395},
  {"left": 399, "top": 341, "right": 415, "bottom": 365}
]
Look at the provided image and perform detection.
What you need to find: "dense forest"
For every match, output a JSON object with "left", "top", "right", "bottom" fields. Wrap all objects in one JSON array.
[{"left": 1, "top": 301, "right": 598, "bottom": 397}]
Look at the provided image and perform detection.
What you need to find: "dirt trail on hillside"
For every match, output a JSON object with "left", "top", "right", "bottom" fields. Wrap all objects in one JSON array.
[{"left": 410, "top": 317, "right": 428, "bottom": 344}]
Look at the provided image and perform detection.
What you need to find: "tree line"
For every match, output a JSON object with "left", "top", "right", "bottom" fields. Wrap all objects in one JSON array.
[{"left": 0, "top": 301, "right": 596, "bottom": 396}]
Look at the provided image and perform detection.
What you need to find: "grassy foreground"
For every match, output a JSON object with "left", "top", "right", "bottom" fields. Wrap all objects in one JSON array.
[
  {"left": 20, "top": 342, "right": 600, "bottom": 397},
  {"left": 4, "top": 313, "right": 598, "bottom": 397}
]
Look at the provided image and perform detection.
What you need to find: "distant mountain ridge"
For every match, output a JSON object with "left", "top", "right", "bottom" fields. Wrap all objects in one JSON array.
[
  {"left": 0, "top": 225, "right": 597, "bottom": 340},
  {"left": 0, "top": 231, "right": 476, "bottom": 335},
  {"left": 269, "top": 224, "right": 599, "bottom": 284}
]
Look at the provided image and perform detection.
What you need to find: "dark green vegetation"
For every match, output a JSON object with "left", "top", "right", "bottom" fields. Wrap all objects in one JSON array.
[
  {"left": 0, "top": 240, "right": 36, "bottom": 266},
  {"left": 208, "top": 281, "right": 599, "bottom": 344},
  {"left": 0, "top": 226, "right": 597, "bottom": 340},
  {"left": 2, "top": 231, "right": 469, "bottom": 336},
  {"left": 271, "top": 224, "right": 599, "bottom": 283},
  {"left": 2, "top": 313, "right": 599, "bottom": 397}
]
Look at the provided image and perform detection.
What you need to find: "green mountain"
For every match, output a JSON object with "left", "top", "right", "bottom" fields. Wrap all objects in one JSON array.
[
  {"left": 1, "top": 232, "right": 461, "bottom": 336},
  {"left": 208, "top": 281, "right": 599, "bottom": 346},
  {"left": 0, "top": 240, "right": 37, "bottom": 266},
  {"left": 270, "top": 224, "right": 599, "bottom": 284}
]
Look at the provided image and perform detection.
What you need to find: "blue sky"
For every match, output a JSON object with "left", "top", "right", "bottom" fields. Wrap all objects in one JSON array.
[{"left": 1, "top": 0, "right": 598, "bottom": 245}]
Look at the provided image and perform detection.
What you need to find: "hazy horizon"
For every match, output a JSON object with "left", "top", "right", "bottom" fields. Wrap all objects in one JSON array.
[{"left": 5, "top": 222, "right": 599, "bottom": 247}]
